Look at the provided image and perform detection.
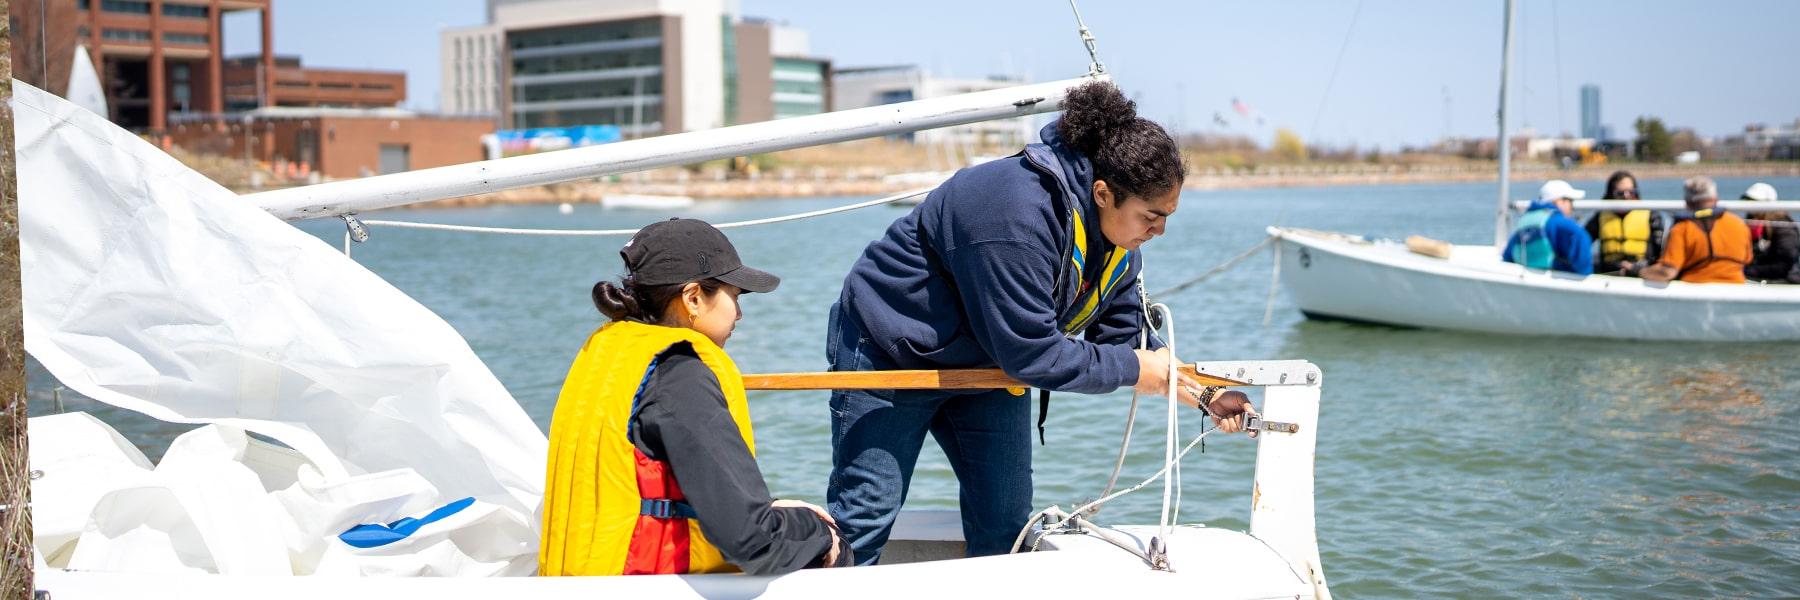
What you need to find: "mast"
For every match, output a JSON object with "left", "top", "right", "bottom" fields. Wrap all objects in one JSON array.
[
  {"left": 1493, "top": 0, "right": 1518, "bottom": 246},
  {"left": 248, "top": 76, "right": 1102, "bottom": 221}
]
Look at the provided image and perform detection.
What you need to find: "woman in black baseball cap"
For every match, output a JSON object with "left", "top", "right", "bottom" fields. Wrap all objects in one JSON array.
[{"left": 541, "top": 218, "right": 847, "bottom": 576}]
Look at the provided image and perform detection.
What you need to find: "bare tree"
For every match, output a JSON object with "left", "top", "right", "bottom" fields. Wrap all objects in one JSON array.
[
  {"left": 9, "top": 0, "right": 83, "bottom": 95},
  {"left": 0, "top": 2, "right": 40, "bottom": 597}
]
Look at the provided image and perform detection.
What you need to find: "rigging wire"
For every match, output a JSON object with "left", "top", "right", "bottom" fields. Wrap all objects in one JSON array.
[
  {"left": 1308, "top": 0, "right": 1366, "bottom": 146},
  {"left": 356, "top": 187, "right": 933, "bottom": 237},
  {"left": 1551, "top": 0, "right": 1566, "bottom": 137},
  {"left": 1066, "top": 0, "right": 1106, "bottom": 75}
]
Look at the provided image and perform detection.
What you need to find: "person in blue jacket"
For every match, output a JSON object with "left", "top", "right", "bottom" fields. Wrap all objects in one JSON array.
[
  {"left": 823, "top": 81, "right": 1255, "bottom": 564},
  {"left": 1505, "top": 179, "right": 1594, "bottom": 275}
]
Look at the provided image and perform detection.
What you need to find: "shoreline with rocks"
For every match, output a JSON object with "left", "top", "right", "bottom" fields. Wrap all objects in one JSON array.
[{"left": 228, "top": 162, "right": 1800, "bottom": 208}]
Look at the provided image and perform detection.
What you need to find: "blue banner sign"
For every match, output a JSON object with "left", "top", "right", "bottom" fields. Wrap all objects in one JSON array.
[{"left": 496, "top": 125, "right": 622, "bottom": 156}]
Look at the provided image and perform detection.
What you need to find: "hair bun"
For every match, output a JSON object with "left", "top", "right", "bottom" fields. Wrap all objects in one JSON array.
[
  {"left": 592, "top": 280, "right": 640, "bottom": 321},
  {"left": 1057, "top": 80, "right": 1138, "bottom": 155}
]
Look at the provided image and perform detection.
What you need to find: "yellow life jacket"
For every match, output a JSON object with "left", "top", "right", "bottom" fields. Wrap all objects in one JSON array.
[
  {"left": 1035, "top": 205, "right": 1134, "bottom": 437},
  {"left": 539, "top": 321, "right": 755, "bottom": 576},
  {"left": 1059, "top": 205, "right": 1133, "bottom": 335},
  {"left": 1597, "top": 210, "right": 1652, "bottom": 264}
]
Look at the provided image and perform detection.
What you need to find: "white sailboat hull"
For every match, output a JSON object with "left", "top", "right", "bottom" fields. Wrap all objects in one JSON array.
[
  {"left": 14, "top": 77, "right": 1331, "bottom": 598},
  {"left": 38, "top": 522, "right": 1314, "bottom": 599},
  {"left": 601, "top": 193, "right": 696, "bottom": 210},
  {"left": 1270, "top": 227, "right": 1800, "bottom": 341}
]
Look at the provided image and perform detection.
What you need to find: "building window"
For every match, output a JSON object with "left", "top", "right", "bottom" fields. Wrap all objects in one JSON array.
[
  {"left": 878, "top": 90, "right": 915, "bottom": 105},
  {"left": 163, "top": 32, "right": 207, "bottom": 45},
  {"left": 100, "top": 0, "right": 152, "bottom": 15},
  {"left": 508, "top": 18, "right": 661, "bottom": 51},
  {"left": 511, "top": 46, "right": 661, "bottom": 76},
  {"left": 77, "top": 0, "right": 91, "bottom": 10},
  {"left": 162, "top": 4, "right": 209, "bottom": 18},
  {"left": 101, "top": 29, "right": 152, "bottom": 42}
]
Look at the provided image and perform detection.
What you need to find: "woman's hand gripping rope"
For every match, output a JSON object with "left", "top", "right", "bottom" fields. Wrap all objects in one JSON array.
[
  {"left": 1136, "top": 347, "right": 1259, "bottom": 436},
  {"left": 1187, "top": 386, "right": 1258, "bottom": 437}
]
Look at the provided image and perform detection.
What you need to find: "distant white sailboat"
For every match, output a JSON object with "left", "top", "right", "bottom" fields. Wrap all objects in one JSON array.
[
  {"left": 600, "top": 193, "right": 696, "bottom": 210},
  {"left": 67, "top": 43, "right": 107, "bottom": 118},
  {"left": 1268, "top": 0, "right": 1800, "bottom": 341},
  {"left": 1269, "top": 226, "right": 1800, "bottom": 341}
]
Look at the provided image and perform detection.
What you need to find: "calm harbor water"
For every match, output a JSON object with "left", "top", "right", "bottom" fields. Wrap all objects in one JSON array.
[{"left": 29, "top": 176, "right": 1800, "bottom": 596}]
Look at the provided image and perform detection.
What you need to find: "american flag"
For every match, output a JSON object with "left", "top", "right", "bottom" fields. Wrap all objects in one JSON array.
[{"left": 1232, "top": 97, "right": 1253, "bottom": 118}]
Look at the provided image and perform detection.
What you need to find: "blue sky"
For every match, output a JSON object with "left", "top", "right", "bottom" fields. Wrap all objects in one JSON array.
[{"left": 225, "top": 0, "right": 1799, "bottom": 149}]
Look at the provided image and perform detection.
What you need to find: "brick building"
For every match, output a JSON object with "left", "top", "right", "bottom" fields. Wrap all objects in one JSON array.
[
  {"left": 12, "top": 0, "right": 482, "bottom": 180},
  {"left": 10, "top": 0, "right": 403, "bottom": 132},
  {"left": 168, "top": 108, "right": 494, "bottom": 179},
  {"left": 222, "top": 55, "right": 404, "bottom": 110}
]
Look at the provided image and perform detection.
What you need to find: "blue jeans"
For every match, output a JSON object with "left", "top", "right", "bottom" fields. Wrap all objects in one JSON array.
[{"left": 824, "top": 302, "right": 1033, "bottom": 565}]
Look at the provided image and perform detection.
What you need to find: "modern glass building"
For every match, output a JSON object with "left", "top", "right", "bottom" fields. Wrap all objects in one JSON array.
[
  {"left": 1580, "top": 84, "right": 1602, "bottom": 140},
  {"left": 447, "top": 1, "right": 831, "bottom": 137},
  {"left": 506, "top": 17, "right": 667, "bottom": 135},
  {"left": 771, "top": 57, "right": 828, "bottom": 119}
]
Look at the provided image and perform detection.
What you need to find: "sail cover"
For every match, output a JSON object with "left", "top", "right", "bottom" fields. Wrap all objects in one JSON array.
[{"left": 12, "top": 80, "right": 547, "bottom": 516}]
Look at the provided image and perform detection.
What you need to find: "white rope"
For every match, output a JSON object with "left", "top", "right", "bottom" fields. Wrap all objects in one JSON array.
[
  {"left": 1094, "top": 286, "right": 1152, "bottom": 509},
  {"left": 1008, "top": 506, "right": 1069, "bottom": 555},
  {"left": 1263, "top": 237, "right": 1283, "bottom": 326},
  {"left": 1155, "top": 302, "right": 1177, "bottom": 568},
  {"left": 355, "top": 187, "right": 934, "bottom": 237},
  {"left": 1746, "top": 218, "right": 1799, "bottom": 228},
  {"left": 1066, "top": 425, "right": 1222, "bottom": 520}
]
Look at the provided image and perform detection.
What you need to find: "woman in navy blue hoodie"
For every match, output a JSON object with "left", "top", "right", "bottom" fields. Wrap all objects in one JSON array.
[{"left": 824, "top": 81, "right": 1254, "bottom": 564}]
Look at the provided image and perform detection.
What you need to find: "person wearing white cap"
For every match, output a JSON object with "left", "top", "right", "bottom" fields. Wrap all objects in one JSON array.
[
  {"left": 1742, "top": 182, "right": 1797, "bottom": 283},
  {"left": 1503, "top": 179, "right": 1594, "bottom": 274}
]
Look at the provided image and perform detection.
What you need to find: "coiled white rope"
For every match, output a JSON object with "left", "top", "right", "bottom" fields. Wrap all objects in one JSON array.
[
  {"left": 1010, "top": 425, "right": 1223, "bottom": 556},
  {"left": 353, "top": 187, "right": 934, "bottom": 237},
  {"left": 1010, "top": 302, "right": 1233, "bottom": 570}
]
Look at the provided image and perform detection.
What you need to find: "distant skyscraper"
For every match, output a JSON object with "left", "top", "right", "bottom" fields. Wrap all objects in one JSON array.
[{"left": 1580, "top": 84, "right": 1602, "bottom": 140}]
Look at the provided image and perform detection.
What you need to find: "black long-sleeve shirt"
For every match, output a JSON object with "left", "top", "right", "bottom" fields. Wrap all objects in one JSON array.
[
  {"left": 1746, "top": 215, "right": 1798, "bottom": 282},
  {"left": 627, "top": 345, "right": 843, "bottom": 575}
]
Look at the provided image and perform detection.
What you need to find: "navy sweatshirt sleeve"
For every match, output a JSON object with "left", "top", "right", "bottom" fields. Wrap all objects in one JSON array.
[
  {"left": 629, "top": 349, "right": 836, "bottom": 575},
  {"left": 938, "top": 235, "right": 1139, "bottom": 394}
]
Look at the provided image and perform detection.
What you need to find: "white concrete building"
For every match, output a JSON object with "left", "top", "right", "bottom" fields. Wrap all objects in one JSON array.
[
  {"left": 832, "top": 65, "right": 1033, "bottom": 147},
  {"left": 442, "top": 0, "right": 834, "bottom": 136},
  {"left": 441, "top": 25, "right": 503, "bottom": 117}
]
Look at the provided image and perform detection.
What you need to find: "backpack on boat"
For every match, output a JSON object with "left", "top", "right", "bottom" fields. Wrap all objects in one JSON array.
[{"left": 1507, "top": 209, "right": 1556, "bottom": 270}]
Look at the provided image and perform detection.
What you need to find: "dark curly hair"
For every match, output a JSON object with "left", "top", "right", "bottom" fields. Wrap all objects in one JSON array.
[{"left": 1056, "top": 80, "right": 1186, "bottom": 200}]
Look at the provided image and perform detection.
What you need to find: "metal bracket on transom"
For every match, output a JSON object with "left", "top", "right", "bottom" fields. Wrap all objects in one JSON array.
[{"left": 1190, "top": 360, "right": 1320, "bottom": 387}]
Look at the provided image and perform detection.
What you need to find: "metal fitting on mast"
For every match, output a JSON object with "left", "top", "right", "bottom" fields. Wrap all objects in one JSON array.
[{"left": 1068, "top": 0, "right": 1106, "bottom": 76}]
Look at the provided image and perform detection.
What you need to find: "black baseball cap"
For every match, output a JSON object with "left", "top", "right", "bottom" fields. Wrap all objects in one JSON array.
[{"left": 621, "top": 218, "right": 781, "bottom": 293}]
